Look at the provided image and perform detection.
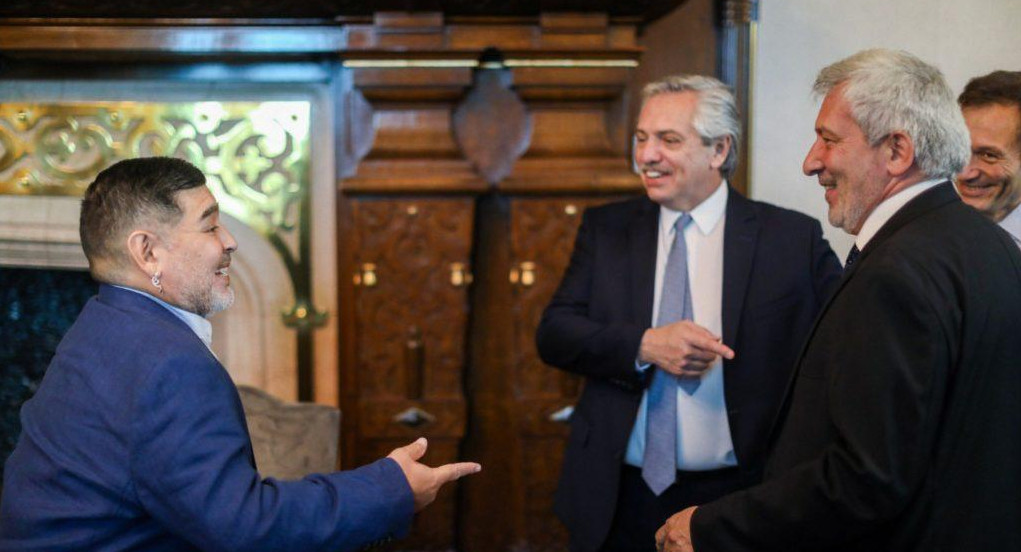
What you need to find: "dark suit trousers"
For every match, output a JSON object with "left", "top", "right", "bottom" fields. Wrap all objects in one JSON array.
[{"left": 598, "top": 466, "right": 743, "bottom": 552}]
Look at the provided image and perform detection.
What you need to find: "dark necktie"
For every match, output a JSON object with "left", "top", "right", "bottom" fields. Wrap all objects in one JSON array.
[
  {"left": 643, "top": 213, "right": 696, "bottom": 495},
  {"left": 844, "top": 244, "right": 861, "bottom": 270}
]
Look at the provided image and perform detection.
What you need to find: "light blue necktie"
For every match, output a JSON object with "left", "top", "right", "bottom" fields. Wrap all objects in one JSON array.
[{"left": 643, "top": 213, "right": 699, "bottom": 495}]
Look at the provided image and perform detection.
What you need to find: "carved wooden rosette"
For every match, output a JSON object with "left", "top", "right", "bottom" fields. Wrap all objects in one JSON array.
[{"left": 453, "top": 68, "right": 533, "bottom": 185}]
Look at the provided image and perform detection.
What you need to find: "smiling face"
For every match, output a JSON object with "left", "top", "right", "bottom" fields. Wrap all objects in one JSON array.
[
  {"left": 802, "top": 85, "right": 891, "bottom": 235},
  {"left": 956, "top": 103, "right": 1021, "bottom": 220},
  {"left": 156, "top": 186, "right": 238, "bottom": 317},
  {"left": 633, "top": 91, "right": 728, "bottom": 212}
]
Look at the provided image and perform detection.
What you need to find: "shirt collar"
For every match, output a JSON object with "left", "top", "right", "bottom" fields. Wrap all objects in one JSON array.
[
  {"left": 112, "top": 285, "right": 214, "bottom": 352},
  {"left": 659, "top": 181, "right": 728, "bottom": 236},
  {"left": 855, "top": 178, "right": 942, "bottom": 250},
  {"left": 999, "top": 203, "right": 1021, "bottom": 243}
]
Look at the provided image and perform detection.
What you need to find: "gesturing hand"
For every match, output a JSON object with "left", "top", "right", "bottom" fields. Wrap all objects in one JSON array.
[
  {"left": 387, "top": 437, "right": 482, "bottom": 511},
  {"left": 639, "top": 320, "right": 735, "bottom": 377}
]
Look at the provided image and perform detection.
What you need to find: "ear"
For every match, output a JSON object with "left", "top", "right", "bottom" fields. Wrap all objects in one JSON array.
[
  {"left": 126, "top": 230, "right": 162, "bottom": 277},
  {"left": 884, "top": 131, "right": 916, "bottom": 176},
  {"left": 710, "top": 136, "right": 732, "bottom": 170}
]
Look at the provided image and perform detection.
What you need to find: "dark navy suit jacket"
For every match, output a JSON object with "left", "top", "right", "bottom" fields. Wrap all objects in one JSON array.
[
  {"left": 1, "top": 284, "right": 412, "bottom": 552},
  {"left": 692, "top": 184, "right": 1021, "bottom": 551},
  {"left": 536, "top": 189, "right": 842, "bottom": 552}
]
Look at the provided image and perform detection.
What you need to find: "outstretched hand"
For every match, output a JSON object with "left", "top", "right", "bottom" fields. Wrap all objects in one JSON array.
[{"left": 388, "top": 437, "right": 482, "bottom": 511}]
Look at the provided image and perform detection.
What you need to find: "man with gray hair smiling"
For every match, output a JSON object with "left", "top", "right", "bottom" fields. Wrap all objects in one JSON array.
[
  {"left": 656, "top": 49, "right": 1021, "bottom": 552},
  {"left": 536, "top": 75, "right": 841, "bottom": 552}
]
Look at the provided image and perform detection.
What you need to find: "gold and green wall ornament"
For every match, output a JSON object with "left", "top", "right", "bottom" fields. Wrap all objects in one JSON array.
[{"left": 0, "top": 101, "right": 326, "bottom": 389}]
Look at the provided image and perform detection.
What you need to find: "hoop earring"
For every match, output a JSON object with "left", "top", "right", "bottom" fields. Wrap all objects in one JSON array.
[{"left": 151, "top": 271, "right": 164, "bottom": 294}]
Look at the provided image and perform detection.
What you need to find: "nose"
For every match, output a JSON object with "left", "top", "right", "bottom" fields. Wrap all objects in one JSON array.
[
  {"left": 635, "top": 138, "right": 661, "bottom": 166},
  {"left": 803, "top": 139, "right": 824, "bottom": 176},
  {"left": 957, "top": 157, "right": 980, "bottom": 182},
  {"left": 220, "top": 226, "right": 238, "bottom": 253}
]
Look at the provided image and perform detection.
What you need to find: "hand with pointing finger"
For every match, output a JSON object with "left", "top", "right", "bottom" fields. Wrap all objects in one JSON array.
[
  {"left": 387, "top": 437, "right": 482, "bottom": 511},
  {"left": 639, "top": 320, "right": 735, "bottom": 377}
]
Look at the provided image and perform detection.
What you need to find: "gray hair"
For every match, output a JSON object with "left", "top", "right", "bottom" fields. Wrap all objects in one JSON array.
[
  {"left": 813, "top": 48, "right": 970, "bottom": 179},
  {"left": 641, "top": 75, "right": 741, "bottom": 180}
]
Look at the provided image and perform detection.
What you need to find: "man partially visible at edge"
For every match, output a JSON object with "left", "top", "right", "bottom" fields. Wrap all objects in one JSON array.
[{"left": 955, "top": 70, "right": 1021, "bottom": 248}]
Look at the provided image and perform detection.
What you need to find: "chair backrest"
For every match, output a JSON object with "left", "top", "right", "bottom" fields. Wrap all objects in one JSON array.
[{"left": 236, "top": 385, "right": 341, "bottom": 480}]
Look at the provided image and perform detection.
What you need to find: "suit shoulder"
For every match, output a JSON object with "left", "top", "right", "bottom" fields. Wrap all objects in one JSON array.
[
  {"left": 738, "top": 195, "right": 814, "bottom": 221},
  {"left": 61, "top": 298, "right": 218, "bottom": 383},
  {"left": 895, "top": 199, "right": 1001, "bottom": 247},
  {"left": 737, "top": 194, "right": 822, "bottom": 231},
  {"left": 581, "top": 196, "right": 654, "bottom": 226}
]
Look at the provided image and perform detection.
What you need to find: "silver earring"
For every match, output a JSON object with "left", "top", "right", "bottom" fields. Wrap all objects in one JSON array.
[{"left": 151, "top": 271, "right": 163, "bottom": 294}]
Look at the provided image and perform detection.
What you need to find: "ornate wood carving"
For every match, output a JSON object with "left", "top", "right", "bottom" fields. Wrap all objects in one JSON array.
[
  {"left": 453, "top": 68, "right": 533, "bottom": 185},
  {"left": 344, "top": 197, "right": 473, "bottom": 550},
  {"left": 339, "top": 88, "right": 376, "bottom": 179},
  {"left": 348, "top": 198, "right": 472, "bottom": 401},
  {"left": 508, "top": 197, "right": 623, "bottom": 551},
  {"left": 461, "top": 195, "right": 630, "bottom": 552}
]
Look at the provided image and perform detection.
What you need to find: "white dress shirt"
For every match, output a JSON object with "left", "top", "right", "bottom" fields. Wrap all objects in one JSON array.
[
  {"left": 854, "top": 178, "right": 942, "bottom": 251},
  {"left": 999, "top": 204, "right": 1021, "bottom": 250},
  {"left": 625, "top": 182, "right": 738, "bottom": 471}
]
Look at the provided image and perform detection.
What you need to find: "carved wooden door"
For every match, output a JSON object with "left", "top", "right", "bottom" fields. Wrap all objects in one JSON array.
[
  {"left": 509, "top": 197, "right": 616, "bottom": 552},
  {"left": 344, "top": 197, "right": 474, "bottom": 551},
  {"left": 461, "top": 196, "right": 622, "bottom": 552}
]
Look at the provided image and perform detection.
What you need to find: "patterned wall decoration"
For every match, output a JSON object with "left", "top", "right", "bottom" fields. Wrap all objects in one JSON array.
[
  {"left": 0, "top": 101, "right": 323, "bottom": 398},
  {"left": 0, "top": 101, "right": 323, "bottom": 329}
]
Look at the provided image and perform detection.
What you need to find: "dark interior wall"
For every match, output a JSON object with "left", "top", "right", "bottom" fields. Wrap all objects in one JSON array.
[
  {"left": 0, "top": 268, "right": 97, "bottom": 488},
  {"left": 629, "top": 0, "right": 718, "bottom": 130}
]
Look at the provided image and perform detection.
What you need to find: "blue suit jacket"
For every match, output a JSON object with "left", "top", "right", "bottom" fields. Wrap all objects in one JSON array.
[{"left": 1, "top": 284, "right": 412, "bottom": 552}]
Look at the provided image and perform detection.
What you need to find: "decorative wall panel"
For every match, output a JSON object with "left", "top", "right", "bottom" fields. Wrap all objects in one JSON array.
[
  {"left": 0, "top": 101, "right": 323, "bottom": 399},
  {"left": 346, "top": 197, "right": 474, "bottom": 550}
]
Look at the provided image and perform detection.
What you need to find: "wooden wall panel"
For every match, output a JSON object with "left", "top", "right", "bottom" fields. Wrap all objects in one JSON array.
[
  {"left": 345, "top": 197, "right": 474, "bottom": 550},
  {"left": 461, "top": 195, "right": 630, "bottom": 552}
]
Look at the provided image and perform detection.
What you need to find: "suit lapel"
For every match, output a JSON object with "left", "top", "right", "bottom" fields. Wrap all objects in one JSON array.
[
  {"left": 630, "top": 198, "right": 660, "bottom": 328},
  {"left": 721, "top": 189, "right": 760, "bottom": 348},
  {"left": 764, "top": 181, "right": 960, "bottom": 446}
]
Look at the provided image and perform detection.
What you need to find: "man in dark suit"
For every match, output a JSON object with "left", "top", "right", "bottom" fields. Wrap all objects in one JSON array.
[
  {"left": 657, "top": 49, "right": 1021, "bottom": 552},
  {"left": 535, "top": 75, "right": 842, "bottom": 552},
  {"left": 0, "top": 157, "right": 480, "bottom": 552}
]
